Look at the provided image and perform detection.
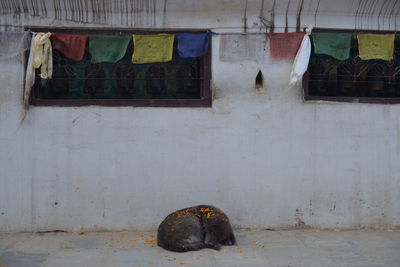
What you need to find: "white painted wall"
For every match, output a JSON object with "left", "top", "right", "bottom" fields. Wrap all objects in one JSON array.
[
  {"left": 2, "top": 0, "right": 400, "bottom": 32},
  {"left": 0, "top": 0, "right": 400, "bottom": 232}
]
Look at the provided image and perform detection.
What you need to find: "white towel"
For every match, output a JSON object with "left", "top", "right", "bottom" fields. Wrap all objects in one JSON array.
[
  {"left": 23, "top": 32, "right": 52, "bottom": 114},
  {"left": 289, "top": 27, "right": 313, "bottom": 87}
]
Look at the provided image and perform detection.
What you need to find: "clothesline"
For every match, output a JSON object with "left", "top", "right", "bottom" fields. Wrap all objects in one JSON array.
[
  {"left": 27, "top": 30, "right": 300, "bottom": 35},
  {"left": 20, "top": 28, "right": 400, "bottom": 36},
  {"left": 211, "top": 32, "right": 279, "bottom": 35},
  {"left": 16, "top": 29, "right": 398, "bottom": 64},
  {"left": 3, "top": 28, "right": 394, "bottom": 122}
]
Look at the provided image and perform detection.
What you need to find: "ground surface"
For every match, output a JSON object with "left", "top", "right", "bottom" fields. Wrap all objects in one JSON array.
[{"left": 0, "top": 229, "right": 399, "bottom": 267}]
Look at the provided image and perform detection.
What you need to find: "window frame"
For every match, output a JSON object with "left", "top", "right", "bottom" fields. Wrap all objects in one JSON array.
[
  {"left": 303, "top": 28, "right": 400, "bottom": 104},
  {"left": 26, "top": 27, "right": 212, "bottom": 108}
]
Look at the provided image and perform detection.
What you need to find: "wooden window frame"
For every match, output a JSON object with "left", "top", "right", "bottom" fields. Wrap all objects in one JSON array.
[
  {"left": 27, "top": 27, "right": 212, "bottom": 108},
  {"left": 303, "top": 28, "right": 400, "bottom": 104}
]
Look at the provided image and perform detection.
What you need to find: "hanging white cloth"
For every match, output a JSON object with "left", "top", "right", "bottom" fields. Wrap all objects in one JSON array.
[
  {"left": 289, "top": 26, "right": 313, "bottom": 87},
  {"left": 23, "top": 33, "right": 36, "bottom": 112},
  {"left": 22, "top": 34, "right": 36, "bottom": 111},
  {"left": 23, "top": 32, "right": 52, "bottom": 114}
]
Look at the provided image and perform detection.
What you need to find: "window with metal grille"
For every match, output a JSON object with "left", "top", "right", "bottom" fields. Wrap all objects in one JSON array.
[
  {"left": 29, "top": 29, "right": 211, "bottom": 107},
  {"left": 304, "top": 29, "right": 400, "bottom": 104}
]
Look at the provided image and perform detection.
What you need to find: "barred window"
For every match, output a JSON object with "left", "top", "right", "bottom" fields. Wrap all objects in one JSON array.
[
  {"left": 29, "top": 29, "right": 211, "bottom": 107},
  {"left": 304, "top": 29, "right": 400, "bottom": 104}
]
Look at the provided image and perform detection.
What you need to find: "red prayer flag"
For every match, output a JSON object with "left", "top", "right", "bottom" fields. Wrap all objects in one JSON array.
[
  {"left": 267, "top": 32, "right": 305, "bottom": 59},
  {"left": 51, "top": 33, "right": 88, "bottom": 61}
]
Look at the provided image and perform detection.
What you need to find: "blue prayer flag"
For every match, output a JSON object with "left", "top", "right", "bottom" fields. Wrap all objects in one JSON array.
[{"left": 176, "top": 33, "right": 210, "bottom": 58}]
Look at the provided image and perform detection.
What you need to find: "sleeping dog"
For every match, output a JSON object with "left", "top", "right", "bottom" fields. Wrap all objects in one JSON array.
[{"left": 157, "top": 205, "right": 236, "bottom": 252}]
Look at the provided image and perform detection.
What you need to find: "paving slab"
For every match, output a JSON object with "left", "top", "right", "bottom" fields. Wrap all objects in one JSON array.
[{"left": 0, "top": 229, "right": 399, "bottom": 267}]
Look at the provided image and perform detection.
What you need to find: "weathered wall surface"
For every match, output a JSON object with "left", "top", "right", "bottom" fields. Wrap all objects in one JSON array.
[
  {"left": 1, "top": 0, "right": 400, "bottom": 32},
  {"left": 0, "top": 0, "right": 400, "bottom": 232}
]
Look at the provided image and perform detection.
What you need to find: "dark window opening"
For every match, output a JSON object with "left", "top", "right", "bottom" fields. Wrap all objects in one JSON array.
[
  {"left": 145, "top": 65, "right": 166, "bottom": 98},
  {"left": 304, "top": 29, "right": 400, "bottom": 104},
  {"left": 28, "top": 28, "right": 212, "bottom": 107},
  {"left": 113, "top": 61, "right": 136, "bottom": 97},
  {"left": 175, "top": 65, "right": 200, "bottom": 99},
  {"left": 255, "top": 70, "right": 263, "bottom": 91}
]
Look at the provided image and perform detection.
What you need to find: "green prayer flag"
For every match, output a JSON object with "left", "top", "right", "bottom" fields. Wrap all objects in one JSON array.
[
  {"left": 89, "top": 35, "right": 131, "bottom": 63},
  {"left": 312, "top": 33, "right": 352, "bottom": 60}
]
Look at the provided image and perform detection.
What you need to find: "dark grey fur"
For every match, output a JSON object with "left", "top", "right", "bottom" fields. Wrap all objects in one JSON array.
[{"left": 157, "top": 205, "right": 236, "bottom": 252}]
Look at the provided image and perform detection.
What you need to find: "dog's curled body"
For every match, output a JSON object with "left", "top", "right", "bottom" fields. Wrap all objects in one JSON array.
[{"left": 157, "top": 205, "right": 236, "bottom": 252}]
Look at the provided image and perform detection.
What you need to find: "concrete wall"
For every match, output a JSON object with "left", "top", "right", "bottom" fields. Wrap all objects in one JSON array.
[
  {"left": 2, "top": 0, "right": 400, "bottom": 32},
  {"left": 0, "top": 0, "right": 400, "bottom": 232}
]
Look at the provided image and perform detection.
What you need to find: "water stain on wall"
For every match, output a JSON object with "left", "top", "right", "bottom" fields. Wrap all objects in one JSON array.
[
  {"left": 355, "top": 0, "right": 400, "bottom": 30},
  {"left": 0, "top": 0, "right": 162, "bottom": 29},
  {"left": 1, "top": 0, "right": 400, "bottom": 31},
  {"left": 296, "top": 0, "right": 304, "bottom": 31}
]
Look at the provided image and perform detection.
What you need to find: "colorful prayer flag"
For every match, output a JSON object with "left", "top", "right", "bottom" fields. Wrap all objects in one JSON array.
[
  {"left": 267, "top": 32, "right": 305, "bottom": 59},
  {"left": 51, "top": 33, "right": 88, "bottom": 61},
  {"left": 219, "top": 34, "right": 266, "bottom": 62},
  {"left": 176, "top": 32, "right": 210, "bottom": 58},
  {"left": 132, "top": 34, "right": 175, "bottom": 64},
  {"left": 357, "top": 34, "right": 395, "bottom": 61},
  {"left": 89, "top": 35, "right": 131, "bottom": 63},
  {"left": 312, "top": 33, "right": 352, "bottom": 60}
]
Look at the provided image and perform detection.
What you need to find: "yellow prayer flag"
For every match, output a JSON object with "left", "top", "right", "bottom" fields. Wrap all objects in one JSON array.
[
  {"left": 132, "top": 34, "right": 175, "bottom": 64},
  {"left": 357, "top": 34, "right": 395, "bottom": 61}
]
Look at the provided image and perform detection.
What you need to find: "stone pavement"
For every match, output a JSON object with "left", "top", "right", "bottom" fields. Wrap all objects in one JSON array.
[{"left": 0, "top": 229, "right": 399, "bottom": 267}]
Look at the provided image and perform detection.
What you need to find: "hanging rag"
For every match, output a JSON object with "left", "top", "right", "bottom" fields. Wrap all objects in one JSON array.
[
  {"left": 312, "top": 33, "right": 352, "bottom": 61},
  {"left": 22, "top": 32, "right": 53, "bottom": 114},
  {"left": 32, "top": 32, "right": 53, "bottom": 79},
  {"left": 219, "top": 34, "right": 266, "bottom": 62},
  {"left": 357, "top": 34, "right": 395, "bottom": 61},
  {"left": 23, "top": 33, "right": 36, "bottom": 112},
  {"left": 267, "top": 32, "right": 305, "bottom": 60},
  {"left": 289, "top": 27, "right": 313, "bottom": 87},
  {"left": 176, "top": 32, "right": 210, "bottom": 58},
  {"left": 132, "top": 34, "right": 175, "bottom": 64},
  {"left": 89, "top": 35, "right": 131, "bottom": 63},
  {"left": 51, "top": 33, "right": 88, "bottom": 61}
]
